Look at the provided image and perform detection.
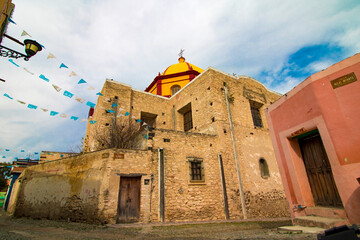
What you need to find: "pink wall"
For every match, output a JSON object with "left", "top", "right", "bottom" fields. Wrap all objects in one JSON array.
[{"left": 266, "top": 53, "right": 360, "bottom": 224}]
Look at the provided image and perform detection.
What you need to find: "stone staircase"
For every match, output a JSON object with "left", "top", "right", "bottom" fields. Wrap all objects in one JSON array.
[
  {"left": 278, "top": 207, "right": 349, "bottom": 234},
  {"left": 294, "top": 207, "right": 349, "bottom": 229}
]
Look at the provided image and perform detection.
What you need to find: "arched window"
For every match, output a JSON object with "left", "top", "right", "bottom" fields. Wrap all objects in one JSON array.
[
  {"left": 171, "top": 85, "right": 181, "bottom": 95},
  {"left": 259, "top": 158, "right": 270, "bottom": 179}
]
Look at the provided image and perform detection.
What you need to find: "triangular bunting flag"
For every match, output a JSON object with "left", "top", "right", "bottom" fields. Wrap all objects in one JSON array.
[
  {"left": 117, "top": 113, "right": 125, "bottom": 117},
  {"left": 4, "top": 93, "right": 13, "bottom": 99},
  {"left": 96, "top": 92, "right": 103, "bottom": 96},
  {"left": 27, "top": 104, "right": 38, "bottom": 110},
  {"left": 125, "top": 112, "right": 130, "bottom": 116},
  {"left": 5, "top": 149, "right": 9, "bottom": 151},
  {"left": 75, "top": 97, "right": 85, "bottom": 103},
  {"left": 131, "top": 116, "right": 136, "bottom": 119},
  {"left": 39, "top": 74, "right": 50, "bottom": 82},
  {"left": 9, "top": 59, "right": 19, "bottom": 67},
  {"left": 17, "top": 100, "right": 26, "bottom": 104},
  {"left": 21, "top": 30, "right": 31, "bottom": 37},
  {"left": 80, "top": 119, "right": 87, "bottom": 122},
  {"left": 60, "top": 113, "right": 67, "bottom": 118},
  {"left": 78, "top": 79, "right": 87, "bottom": 84},
  {"left": 142, "top": 122, "right": 148, "bottom": 126},
  {"left": 69, "top": 71, "right": 77, "bottom": 77},
  {"left": 23, "top": 68, "right": 34, "bottom": 75},
  {"left": 41, "top": 108, "right": 49, "bottom": 112},
  {"left": 21, "top": 150, "right": 25, "bottom": 152},
  {"left": 59, "top": 63, "right": 68, "bottom": 69},
  {"left": 52, "top": 84, "right": 62, "bottom": 92},
  {"left": 63, "top": 90, "right": 74, "bottom": 98},
  {"left": 90, "top": 120, "right": 97, "bottom": 124},
  {"left": 88, "top": 86, "right": 95, "bottom": 90},
  {"left": 47, "top": 53, "right": 56, "bottom": 59},
  {"left": 111, "top": 103, "right": 117, "bottom": 108},
  {"left": 107, "top": 110, "right": 115, "bottom": 113},
  {"left": 145, "top": 134, "right": 148, "bottom": 139},
  {"left": 70, "top": 116, "right": 79, "bottom": 121},
  {"left": 86, "top": 101, "right": 96, "bottom": 108},
  {"left": 136, "top": 119, "right": 142, "bottom": 123},
  {"left": 50, "top": 111, "right": 59, "bottom": 116},
  {"left": 8, "top": 17, "right": 16, "bottom": 24}
]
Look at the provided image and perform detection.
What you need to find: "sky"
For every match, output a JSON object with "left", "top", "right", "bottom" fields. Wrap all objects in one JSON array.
[{"left": 0, "top": 0, "right": 359, "bottom": 162}]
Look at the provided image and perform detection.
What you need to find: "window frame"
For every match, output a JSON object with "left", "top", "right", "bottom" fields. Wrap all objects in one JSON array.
[
  {"left": 171, "top": 85, "right": 181, "bottom": 95},
  {"left": 187, "top": 157, "right": 205, "bottom": 183},
  {"left": 249, "top": 100, "right": 263, "bottom": 128},
  {"left": 259, "top": 158, "right": 270, "bottom": 179}
]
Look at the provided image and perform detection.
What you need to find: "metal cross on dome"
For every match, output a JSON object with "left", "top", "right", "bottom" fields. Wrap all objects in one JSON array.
[{"left": 178, "top": 49, "right": 185, "bottom": 58}]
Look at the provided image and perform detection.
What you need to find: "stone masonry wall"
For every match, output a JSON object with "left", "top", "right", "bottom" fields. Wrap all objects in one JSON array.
[
  {"left": 8, "top": 149, "right": 155, "bottom": 224},
  {"left": 80, "top": 67, "right": 290, "bottom": 222}
]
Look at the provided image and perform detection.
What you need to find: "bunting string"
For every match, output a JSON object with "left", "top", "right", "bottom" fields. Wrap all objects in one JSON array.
[
  {"left": 6, "top": 16, "right": 100, "bottom": 102},
  {"left": 7, "top": 59, "right": 97, "bottom": 109},
  {"left": 1, "top": 92, "right": 88, "bottom": 122}
]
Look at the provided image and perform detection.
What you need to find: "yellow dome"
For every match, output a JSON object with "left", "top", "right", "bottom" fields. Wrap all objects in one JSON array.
[{"left": 163, "top": 57, "right": 203, "bottom": 75}]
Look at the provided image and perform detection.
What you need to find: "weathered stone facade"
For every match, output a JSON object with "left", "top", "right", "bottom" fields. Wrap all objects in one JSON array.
[{"left": 8, "top": 67, "right": 290, "bottom": 223}]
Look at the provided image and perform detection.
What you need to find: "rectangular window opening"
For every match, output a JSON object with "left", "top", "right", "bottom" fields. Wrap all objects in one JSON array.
[
  {"left": 249, "top": 100, "right": 263, "bottom": 128},
  {"left": 188, "top": 157, "right": 205, "bottom": 183}
]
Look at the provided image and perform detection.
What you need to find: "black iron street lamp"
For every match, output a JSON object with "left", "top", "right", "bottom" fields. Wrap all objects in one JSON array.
[{"left": 0, "top": 34, "right": 42, "bottom": 61}]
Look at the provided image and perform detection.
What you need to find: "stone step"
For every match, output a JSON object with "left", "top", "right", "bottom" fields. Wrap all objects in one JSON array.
[
  {"left": 278, "top": 225, "right": 326, "bottom": 234},
  {"left": 305, "top": 207, "right": 347, "bottom": 219},
  {"left": 293, "top": 216, "right": 349, "bottom": 229}
]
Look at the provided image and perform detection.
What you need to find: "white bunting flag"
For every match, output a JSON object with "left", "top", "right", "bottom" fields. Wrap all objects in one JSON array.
[
  {"left": 21, "top": 30, "right": 32, "bottom": 37},
  {"left": 47, "top": 53, "right": 56, "bottom": 59}
]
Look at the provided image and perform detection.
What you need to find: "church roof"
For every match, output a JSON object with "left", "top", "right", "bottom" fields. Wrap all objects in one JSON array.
[{"left": 162, "top": 57, "right": 203, "bottom": 75}]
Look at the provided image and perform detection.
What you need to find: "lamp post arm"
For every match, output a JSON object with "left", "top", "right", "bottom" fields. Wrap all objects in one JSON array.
[{"left": 0, "top": 45, "right": 29, "bottom": 61}]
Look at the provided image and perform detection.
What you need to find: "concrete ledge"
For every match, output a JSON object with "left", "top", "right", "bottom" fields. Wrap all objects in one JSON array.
[{"left": 278, "top": 225, "right": 325, "bottom": 234}]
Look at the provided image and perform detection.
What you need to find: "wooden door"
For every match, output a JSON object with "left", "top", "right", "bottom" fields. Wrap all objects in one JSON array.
[
  {"left": 299, "top": 133, "right": 343, "bottom": 207},
  {"left": 117, "top": 177, "right": 141, "bottom": 223}
]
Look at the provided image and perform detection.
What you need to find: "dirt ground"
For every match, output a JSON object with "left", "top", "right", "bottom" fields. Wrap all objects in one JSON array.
[{"left": 0, "top": 210, "right": 317, "bottom": 240}]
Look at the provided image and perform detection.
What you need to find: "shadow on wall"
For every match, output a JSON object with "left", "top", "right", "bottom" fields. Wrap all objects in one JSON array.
[{"left": 345, "top": 186, "right": 360, "bottom": 224}]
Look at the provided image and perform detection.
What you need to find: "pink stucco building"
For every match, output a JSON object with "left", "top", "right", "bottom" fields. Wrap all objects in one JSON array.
[{"left": 265, "top": 53, "right": 360, "bottom": 225}]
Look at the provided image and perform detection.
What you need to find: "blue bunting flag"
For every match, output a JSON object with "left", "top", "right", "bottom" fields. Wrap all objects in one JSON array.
[
  {"left": 71, "top": 116, "right": 79, "bottom": 121},
  {"left": 107, "top": 110, "right": 115, "bottom": 113},
  {"left": 39, "top": 74, "right": 50, "bottom": 82},
  {"left": 136, "top": 119, "right": 142, "bottom": 123},
  {"left": 111, "top": 103, "right": 117, "bottom": 108},
  {"left": 4, "top": 93, "right": 13, "bottom": 99},
  {"left": 59, "top": 63, "right": 68, "bottom": 69},
  {"left": 125, "top": 112, "right": 130, "bottom": 116},
  {"left": 8, "top": 17, "right": 16, "bottom": 24},
  {"left": 96, "top": 92, "right": 103, "bottom": 96},
  {"left": 78, "top": 79, "right": 87, "bottom": 84},
  {"left": 50, "top": 111, "right": 59, "bottom": 116},
  {"left": 27, "top": 104, "right": 38, "bottom": 110},
  {"left": 86, "top": 101, "right": 96, "bottom": 108},
  {"left": 9, "top": 59, "right": 19, "bottom": 67},
  {"left": 90, "top": 120, "right": 97, "bottom": 124},
  {"left": 63, "top": 90, "right": 74, "bottom": 98}
]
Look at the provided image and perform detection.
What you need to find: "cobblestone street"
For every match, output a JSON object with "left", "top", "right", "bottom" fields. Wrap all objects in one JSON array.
[{"left": 0, "top": 210, "right": 317, "bottom": 240}]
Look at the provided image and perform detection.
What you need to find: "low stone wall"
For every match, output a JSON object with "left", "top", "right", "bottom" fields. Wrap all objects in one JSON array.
[{"left": 8, "top": 150, "right": 108, "bottom": 223}]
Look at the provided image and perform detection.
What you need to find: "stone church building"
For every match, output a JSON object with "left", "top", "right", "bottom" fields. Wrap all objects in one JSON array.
[{"left": 7, "top": 57, "right": 290, "bottom": 224}]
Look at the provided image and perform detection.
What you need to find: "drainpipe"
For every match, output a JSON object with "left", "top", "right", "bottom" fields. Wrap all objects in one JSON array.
[
  {"left": 224, "top": 83, "right": 248, "bottom": 219},
  {"left": 158, "top": 148, "right": 165, "bottom": 222}
]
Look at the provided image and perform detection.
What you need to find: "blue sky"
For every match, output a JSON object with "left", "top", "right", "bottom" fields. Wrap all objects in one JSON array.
[{"left": 0, "top": 0, "right": 359, "bottom": 162}]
